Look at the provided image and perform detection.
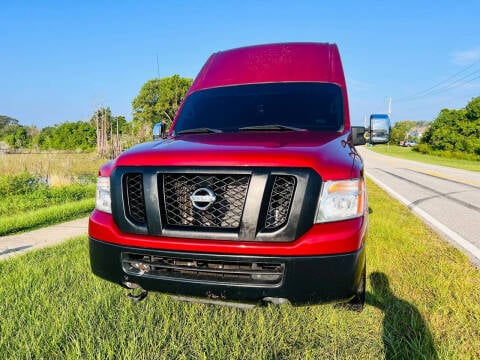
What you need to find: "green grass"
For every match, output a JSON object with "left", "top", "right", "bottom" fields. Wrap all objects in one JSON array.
[
  {"left": 0, "top": 199, "right": 94, "bottom": 236},
  {"left": 0, "top": 174, "right": 96, "bottom": 235},
  {"left": 1, "top": 180, "right": 480, "bottom": 359},
  {"left": 367, "top": 144, "right": 480, "bottom": 172},
  {"left": 0, "top": 184, "right": 95, "bottom": 217}
]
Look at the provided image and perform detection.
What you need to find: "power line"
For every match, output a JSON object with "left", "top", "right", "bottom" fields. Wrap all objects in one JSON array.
[
  {"left": 397, "top": 68, "right": 480, "bottom": 102},
  {"left": 394, "top": 58, "right": 480, "bottom": 103},
  {"left": 418, "top": 71, "right": 480, "bottom": 98},
  {"left": 400, "top": 70, "right": 480, "bottom": 102}
]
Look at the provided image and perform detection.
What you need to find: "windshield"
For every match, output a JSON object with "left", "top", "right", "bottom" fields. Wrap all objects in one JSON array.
[
  {"left": 371, "top": 119, "right": 389, "bottom": 129},
  {"left": 173, "top": 82, "right": 344, "bottom": 134}
]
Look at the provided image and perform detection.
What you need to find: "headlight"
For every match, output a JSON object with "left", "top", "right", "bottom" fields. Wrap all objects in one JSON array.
[
  {"left": 95, "top": 176, "right": 111, "bottom": 214},
  {"left": 315, "top": 178, "right": 365, "bottom": 223}
]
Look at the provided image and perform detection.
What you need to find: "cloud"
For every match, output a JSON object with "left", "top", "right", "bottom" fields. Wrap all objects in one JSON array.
[{"left": 451, "top": 47, "right": 480, "bottom": 65}]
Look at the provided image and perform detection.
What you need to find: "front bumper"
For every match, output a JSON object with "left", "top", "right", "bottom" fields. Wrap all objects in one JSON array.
[{"left": 89, "top": 237, "right": 365, "bottom": 305}]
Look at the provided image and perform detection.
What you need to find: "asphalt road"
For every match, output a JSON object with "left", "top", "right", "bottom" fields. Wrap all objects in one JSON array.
[{"left": 357, "top": 146, "right": 480, "bottom": 266}]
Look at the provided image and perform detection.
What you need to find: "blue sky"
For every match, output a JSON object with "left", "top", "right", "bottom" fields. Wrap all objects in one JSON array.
[{"left": 1, "top": 1, "right": 480, "bottom": 128}]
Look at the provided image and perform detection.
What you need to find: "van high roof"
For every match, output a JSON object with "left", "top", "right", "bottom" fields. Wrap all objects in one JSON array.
[
  {"left": 189, "top": 42, "right": 346, "bottom": 92},
  {"left": 187, "top": 42, "right": 350, "bottom": 127}
]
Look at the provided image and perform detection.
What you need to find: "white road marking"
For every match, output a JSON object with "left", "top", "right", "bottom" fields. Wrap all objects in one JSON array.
[{"left": 367, "top": 171, "right": 480, "bottom": 262}]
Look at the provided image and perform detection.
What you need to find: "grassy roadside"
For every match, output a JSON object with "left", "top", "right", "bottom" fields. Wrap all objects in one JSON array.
[
  {"left": 0, "top": 199, "right": 94, "bottom": 236},
  {"left": 367, "top": 144, "right": 480, "bottom": 172},
  {"left": 1, "top": 179, "right": 479, "bottom": 359},
  {"left": 0, "top": 173, "right": 96, "bottom": 236},
  {"left": 0, "top": 182, "right": 95, "bottom": 236}
]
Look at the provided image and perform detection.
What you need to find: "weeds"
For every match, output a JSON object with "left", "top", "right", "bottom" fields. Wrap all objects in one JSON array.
[
  {"left": 0, "top": 173, "right": 95, "bottom": 235},
  {"left": 0, "top": 172, "right": 44, "bottom": 196},
  {"left": 0, "top": 199, "right": 94, "bottom": 236},
  {"left": 0, "top": 153, "right": 101, "bottom": 234},
  {"left": 0, "top": 152, "right": 106, "bottom": 179},
  {"left": 0, "top": 184, "right": 95, "bottom": 217}
]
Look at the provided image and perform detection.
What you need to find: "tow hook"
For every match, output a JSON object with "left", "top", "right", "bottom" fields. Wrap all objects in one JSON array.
[{"left": 124, "top": 281, "right": 148, "bottom": 302}]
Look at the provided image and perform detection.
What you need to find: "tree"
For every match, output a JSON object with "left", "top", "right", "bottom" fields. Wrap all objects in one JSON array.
[
  {"left": 4, "top": 126, "right": 31, "bottom": 149},
  {"left": 0, "top": 115, "right": 19, "bottom": 130},
  {"left": 390, "top": 120, "right": 417, "bottom": 144},
  {"left": 35, "top": 126, "right": 55, "bottom": 149},
  {"left": 422, "top": 109, "right": 465, "bottom": 151},
  {"left": 466, "top": 96, "right": 480, "bottom": 121},
  {"left": 0, "top": 115, "right": 21, "bottom": 144},
  {"left": 92, "top": 108, "right": 111, "bottom": 158},
  {"left": 91, "top": 107, "right": 130, "bottom": 158},
  {"left": 132, "top": 75, "right": 192, "bottom": 141},
  {"left": 36, "top": 121, "right": 96, "bottom": 151},
  {"left": 422, "top": 96, "right": 480, "bottom": 155}
]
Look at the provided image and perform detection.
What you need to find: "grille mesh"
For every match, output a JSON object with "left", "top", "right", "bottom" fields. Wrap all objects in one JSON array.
[
  {"left": 124, "top": 173, "right": 146, "bottom": 223},
  {"left": 162, "top": 174, "right": 250, "bottom": 228},
  {"left": 265, "top": 175, "right": 296, "bottom": 229}
]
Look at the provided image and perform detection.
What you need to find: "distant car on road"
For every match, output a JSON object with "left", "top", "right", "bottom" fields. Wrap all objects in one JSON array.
[{"left": 401, "top": 140, "right": 417, "bottom": 147}]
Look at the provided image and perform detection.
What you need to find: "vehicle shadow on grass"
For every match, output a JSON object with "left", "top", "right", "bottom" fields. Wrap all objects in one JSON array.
[{"left": 366, "top": 272, "right": 438, "bottom": 360}]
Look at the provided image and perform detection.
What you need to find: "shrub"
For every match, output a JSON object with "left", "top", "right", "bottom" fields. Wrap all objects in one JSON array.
[
  {"left": 0, "top": 172, "right": 45, "bottom": 196},
  {"left": 0, "top": 184, "right": 95, "bottom": 217},
  {"left": 413, "top": 143, "right": 480, "bottom": 161},
  {"left": 412, "top": 143, "right": 430, "bottom": 154}
]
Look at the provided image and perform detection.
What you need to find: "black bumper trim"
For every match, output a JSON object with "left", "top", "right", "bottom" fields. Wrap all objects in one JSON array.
[{"left": 89, "top": 237, "right": 365, "bottom": 305}]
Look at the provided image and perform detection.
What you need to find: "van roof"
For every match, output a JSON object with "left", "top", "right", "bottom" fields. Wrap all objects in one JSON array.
[
  {"left": 186, "top": 42, "right": 350, "bottom": 129},
  {"left": 189, "top": 42, "right": 346, "bottom": 93}
]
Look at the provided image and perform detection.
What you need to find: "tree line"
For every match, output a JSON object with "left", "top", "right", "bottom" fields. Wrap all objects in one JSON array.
[
  {"left": 421, "top": 96, "right": 480, "bottom": 155},
  {"left": 4, "top": 76, "right": 477, "bottom": 158},
  {"left": 390, "top": 96, "right": 480, "bottom": 157},
  {"left": 0, "top": 112, "right": 128, "bottom": 154},
  {"left": 0, "top": 75, "right": 192, "bottom": 157}
]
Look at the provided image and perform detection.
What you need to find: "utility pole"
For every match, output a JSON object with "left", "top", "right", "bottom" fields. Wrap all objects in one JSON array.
[{"left": 387, "top": 96, "right": 392, "bottom": 150}]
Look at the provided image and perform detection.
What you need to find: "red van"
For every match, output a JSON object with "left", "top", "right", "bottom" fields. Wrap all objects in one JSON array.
[{"left": 89, "top": 43, "right": 368, "bottom": 309}]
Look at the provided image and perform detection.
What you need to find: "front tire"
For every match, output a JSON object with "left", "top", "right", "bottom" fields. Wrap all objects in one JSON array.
[{"left": 340, "top": 265, "right": 366, "bottom": 312}]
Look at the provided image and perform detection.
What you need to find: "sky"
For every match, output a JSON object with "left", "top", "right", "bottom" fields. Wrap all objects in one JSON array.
[{"left": 1, "top": 0, "right": 480, "bottom": 128}]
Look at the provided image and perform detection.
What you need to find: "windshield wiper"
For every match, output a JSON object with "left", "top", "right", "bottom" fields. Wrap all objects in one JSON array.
[
  {"left": 238, "top": 124, "right": 307, "bottom": 132},
  {"left": 177, "top": 127, "right": 223, "bottom": 135}
]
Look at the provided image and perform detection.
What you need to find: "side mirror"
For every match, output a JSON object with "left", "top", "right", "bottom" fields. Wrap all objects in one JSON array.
[
  {"left": 351, "top": 126, "right": 366, "bottom": 146},
  {"left": 153, "top": 122, "right": 166, "bottom": 140}
]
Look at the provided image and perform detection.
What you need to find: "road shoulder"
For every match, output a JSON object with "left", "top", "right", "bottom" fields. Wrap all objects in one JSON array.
[{"left": 0, "top": 217, "right": 89, "bottom": 261}]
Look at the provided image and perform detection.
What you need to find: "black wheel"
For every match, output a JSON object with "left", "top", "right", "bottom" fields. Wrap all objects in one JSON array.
[{"left": 340, "top": 265, "right": 366, "bottom": 312}]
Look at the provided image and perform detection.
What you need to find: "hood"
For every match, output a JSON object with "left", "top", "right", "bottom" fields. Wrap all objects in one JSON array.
[{"left": 110, "top": 131, "right": 361, "bottom": 180}]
